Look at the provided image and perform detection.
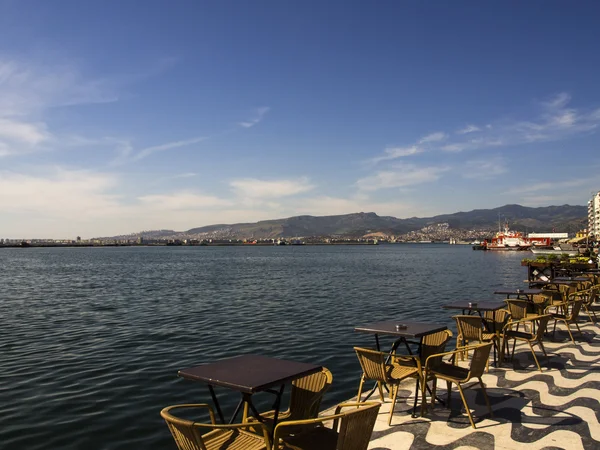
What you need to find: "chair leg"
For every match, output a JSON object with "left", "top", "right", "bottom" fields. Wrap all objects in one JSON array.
[
  {"left": 563, "top": 320, "right": 575, "bottom": 344},
  {"left": 357, "top": 376, "right": 365, "bottom": 402},
  {"left": 528, "top": 342, "right": 542, "bottom": 372},
  {"left": 574, "top": 322, "right": 583, "bottom": 337},
  {"left": 538, "top": 340, "right": 550, "bottom": 368},
  {"left": 431, "top": 377, "right": 437, "bottom": 407},
  {"left": 388, "top": 384, "right": 399, "bottom": 426},
  {"left": 479, "top": 377, "right": 493, "bottom": 418},
  {"left": 457, "top": 384, "right": 476, "bottom": 429},
  {"left": 377, "top": 381, "right": 385, "bottom": 402},
  {"left": 420, "top": 376, "right": 428, "bottom": 416},
  {"left": 446, "top": 381, "right": 452, "bottom": 408}
]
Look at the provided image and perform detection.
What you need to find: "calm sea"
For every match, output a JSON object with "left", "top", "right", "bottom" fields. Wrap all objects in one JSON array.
[{"left": 0, "top": 244, "right": 525, "bottom": 449}]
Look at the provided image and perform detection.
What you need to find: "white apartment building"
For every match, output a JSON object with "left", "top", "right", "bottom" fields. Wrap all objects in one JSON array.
[{"left": 588, "top": 191, "right": 600, "bottom": 238}]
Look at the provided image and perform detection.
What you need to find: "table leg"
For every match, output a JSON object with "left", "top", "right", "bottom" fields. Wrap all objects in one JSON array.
[
  {"left": 208, "top": 385, "right": 226, "bottom": 424},
  {"left": 270, "top": 384, "right": 285, "bottom": 439},
  {"left": 229, "top": 396, "right": 245, "bottom": 424}
]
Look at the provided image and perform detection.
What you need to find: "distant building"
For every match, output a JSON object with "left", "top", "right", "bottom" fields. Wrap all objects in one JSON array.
[{"left": 588, "top": 192, "right": 600, "bottom": 239}]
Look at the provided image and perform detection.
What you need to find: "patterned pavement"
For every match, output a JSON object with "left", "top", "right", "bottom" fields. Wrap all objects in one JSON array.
[{"left": 360, "top": 318, "right": 600, "bottom": 450}]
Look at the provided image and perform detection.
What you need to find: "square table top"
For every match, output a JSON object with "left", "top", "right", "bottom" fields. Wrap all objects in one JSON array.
[
  {"left": 493, "top": 288, "right": 543, "bottom": 296},
  {"left": 178, "top": 355, "right": 322, "bottom": 394},
  {"left": 354, "top": 320, "right": 447, "bottom": 339},
  {"left": 442, "top": 300, "right": 507, "bottom": 312}
]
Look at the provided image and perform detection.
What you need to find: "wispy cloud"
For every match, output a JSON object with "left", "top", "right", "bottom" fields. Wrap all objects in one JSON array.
[
  {"left": 457, "top": 124, "right": 480, "bottom": 134},
  {"left": 440, "top": 92, "right": 600, "bottom": 152},
  {"left": 0, "top": 57, "right": 119, "bottom": 158},
  {"left": 230, "top": 177, "right": 315, "bottom": 198},
  {"left": 132, "top": 137, "right": 206, "bottom": 161},
  {"left": 239, "top": 107, "right": 270, "bottom": 128},
  {"left": 356, "top": 163, "right": 449, "bottom": 191},
  {"left": 462, "top": 156, "right": 507, "bottom": 179},
  {"left": 369, "top": 145, "right": 423, "bottom": 164},
  {"left": 418, "top": 132, "right": 446, "bottom": 143},
  {"left": 369, "top": 93, "right": 600, "bottom": 163}
]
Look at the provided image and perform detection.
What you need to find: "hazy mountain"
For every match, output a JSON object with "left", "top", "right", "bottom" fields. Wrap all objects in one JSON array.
[{"left": 105, "top": 204, "right": 587, "bottom": 240}]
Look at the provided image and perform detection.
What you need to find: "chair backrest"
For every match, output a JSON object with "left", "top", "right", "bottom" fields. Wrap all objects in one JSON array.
[
  {"left": 559, "top": 284, "right": 575, "bottom": 300},
  {"left": 288, "top": 367, "right": 333, "bottom": 420},
  {"left": 583, "top": 286, "right": 598, "bottom": 306},
  {"left": 335, "top": 402, "right": 381, "bottom": 450},
  {"left": 483, "top": 309, "right": 510, "bottom": 330},
  {"left": 466, "top": 342, "right": 493, "bottom": 379},
  {"left": 505, "top": 299, "right": 529, "bottom": 320},
  {"left": 354, "top": 347, "right": 388, "bottom": 383},
  {"left": 420, "top": 329, "right": 453, "bottom": 369},
  {"left": 161, "top": 406, "right": 210, "bottom": 450},
  {"left": 534, "top": 315, "right": 551, "bottom": 341},
  {"left": 567, "top": 300, "right": 583, "bottom": 322},
  {"left": 454, "top": 315, "right": 484, "bottom": 341}
]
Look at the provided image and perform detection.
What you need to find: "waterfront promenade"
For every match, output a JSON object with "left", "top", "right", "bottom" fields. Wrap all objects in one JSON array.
[{"left": 340, "top": 320, "right": 600, "bottom": 449}]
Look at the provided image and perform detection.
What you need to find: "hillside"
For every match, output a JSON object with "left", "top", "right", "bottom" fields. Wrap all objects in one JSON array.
[{"left": 103, "top": 204, "right": 587, "bottom": 240}]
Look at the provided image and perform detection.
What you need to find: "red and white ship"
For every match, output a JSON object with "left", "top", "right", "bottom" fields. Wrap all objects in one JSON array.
[{"left": 484, "top": 222, "right": 551, "bottom": 251}]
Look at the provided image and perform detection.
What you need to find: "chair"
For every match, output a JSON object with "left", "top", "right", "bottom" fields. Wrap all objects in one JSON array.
[
  {"left": 354, "top": 347, "right": 423, "bottom": 424},
  {"left": 572, "top": 286, "right": 598, "bottom": 323},
  {"left": 424, "top": 342, "right": 493, "bottom": 429},
  {"left": 501, "top": 315, "right": 551, "bottom": 372},
  {"left": 254, "top": 367, "right": 333, "bottom": 427},
  {"left": 545, "top": 299, "right": 584, "bottom": 343},
  {"left": 160, "top": 404, "right": 270, "bottom": 450},
  {"left": 272, "top": 401, "right": 380, "bottom": 450},
  {"left": 453, "top": 315, "right": 498, "bottom": 369}
]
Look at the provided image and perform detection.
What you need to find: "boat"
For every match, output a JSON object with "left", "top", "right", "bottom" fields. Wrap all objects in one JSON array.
[
  {"left": 485, "top": 222, "right": 532, "bottom": 251},
  {"left": 530, "top": 244, "right": 578, "bottom": 256}
]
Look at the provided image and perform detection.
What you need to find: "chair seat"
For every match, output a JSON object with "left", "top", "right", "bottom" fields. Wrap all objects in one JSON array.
[
  {"left": 551, "top": 313, "right": 568, "bottom": 320},
  {"left": 203, "top": 428, "right": 268, "bottom": 450},
  {"left": 278, "top": 425, "right": 338, "bottom": 450},
  {"left": 481, "top": 332, "right": 497, "bottom": 341},
  {"left": 504, "top": 329, "right": 534, "bottom": 340},
  {"left": 429, "top": 362, "right": 469, "bottom": 381},
  {"left": 388, "top": 362, "right": 420, "bottom": 381}
]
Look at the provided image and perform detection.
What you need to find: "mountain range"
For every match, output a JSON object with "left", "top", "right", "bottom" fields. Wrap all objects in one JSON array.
[{"left": 105, "top": 204, "right": 588, "bottom": 240}]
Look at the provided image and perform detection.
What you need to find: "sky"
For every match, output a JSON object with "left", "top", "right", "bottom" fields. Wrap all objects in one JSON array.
[{"left": 1, "top": 1, "right": 600, "bottom": 238}]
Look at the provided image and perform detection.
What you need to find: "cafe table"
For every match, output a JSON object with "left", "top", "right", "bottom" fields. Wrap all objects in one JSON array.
[
  {"left": 442, "top": 300, "right": 506, "bottom": 366},
  {"left": 493, "top": 288, "right": 543, "bottom": 300},
  {"left": 354, "top": 320, "right": 448, "bottom": 415},
  {"left": 178, "top": 354, "right": 321, "bottom": 436}
]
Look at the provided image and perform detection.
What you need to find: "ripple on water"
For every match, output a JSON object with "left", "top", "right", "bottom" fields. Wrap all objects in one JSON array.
[{"left": 0, "top": 245, "right": 526, "bottom": 449}]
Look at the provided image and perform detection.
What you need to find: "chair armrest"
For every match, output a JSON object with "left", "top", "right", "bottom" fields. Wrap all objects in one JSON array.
[
  {"left": 273, "top": 413, "right": 345, "bottom": 444},
  {"left": 333, "top": 401, "right": 381, "bottom": 414},
  {"left": 391, "top": 354, "right": 422, "bottom": 372},
  {"left": 160, "top": 404, "right": 217, "bottom": 425},
  {"left": 424, "top": 345, "right": 480, "bottom": 370},
  {"left": 544, "top": 302, "right": 567, "bottom": 313}
]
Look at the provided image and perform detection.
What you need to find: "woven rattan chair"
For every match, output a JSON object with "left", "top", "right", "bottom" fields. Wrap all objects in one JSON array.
[
  {"left": 545, "top": 299, "right": 584, "bottom": 343},
  {"left": 424, "top": 342, "right": 493, "bottom": 429},
  {"left": 453, "top": 315, "right": 498, "bottom": 370},
  {"left": 500, "top": 315, "right": 551, "bottom": 372},
  {"left": 272, "top": 401, "right": 380, "bottom": 450},
  {"left": 571, "top": 286, "right": 598, "bottom": 323},
  {"left": 160, "top": 404, "right": 270, "bottom": 450},
  {"left": 251, "top": 367, "right": 333, "bottom": 430},
  {"left": 354, "top": 347, "right": 423, "bottom": 424}
]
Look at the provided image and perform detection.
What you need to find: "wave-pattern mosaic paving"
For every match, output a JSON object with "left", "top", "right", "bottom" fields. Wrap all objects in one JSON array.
[{"left": 361, "top": 320, "right": 600, "bottom": 450}]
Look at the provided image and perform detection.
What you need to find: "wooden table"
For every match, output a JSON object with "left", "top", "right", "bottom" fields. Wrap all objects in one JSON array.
[
  {"left": 179, "top": 354, "right": 321, "bottom": 434},
  {"left": 494, "top": 288, "right": 543, "bottom": 300},
  {"left": 442, "top": 300, "right": 506, "bottom": 366},
  {"left": 354, "top": 320, "right": 447, "bottom": 415}
]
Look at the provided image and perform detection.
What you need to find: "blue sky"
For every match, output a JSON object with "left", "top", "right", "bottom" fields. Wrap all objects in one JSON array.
[{"left": 1, "top": 1, "right": 600, "bottom": 238}]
